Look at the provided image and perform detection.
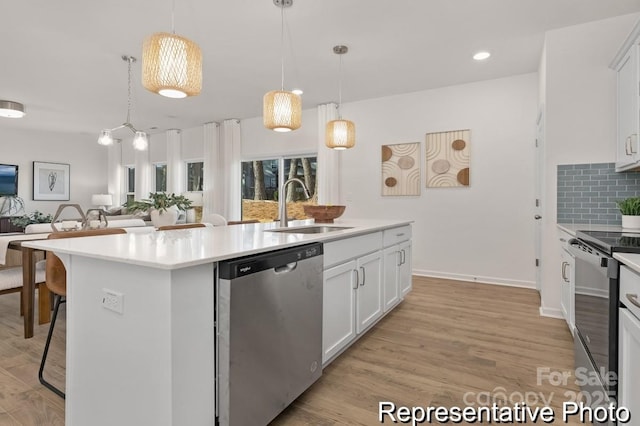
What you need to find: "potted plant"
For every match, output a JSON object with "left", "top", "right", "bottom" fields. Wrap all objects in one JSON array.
[
  {"left": 617, "top": 197, "right": 640, "bottom": 229},
  {"left": 126, "top": 192, "right": 193, "bottom": 227},
  {"left": 10, "top": 210, "right": 53, "bottom": 229}
]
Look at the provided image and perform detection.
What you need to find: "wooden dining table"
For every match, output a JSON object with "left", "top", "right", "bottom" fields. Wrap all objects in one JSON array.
[{"left": 8, "top": 238, "right": 51, "bottom": 338}]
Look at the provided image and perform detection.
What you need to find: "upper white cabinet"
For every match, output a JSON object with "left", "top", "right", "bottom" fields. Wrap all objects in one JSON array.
[{"left": 612, "top": 21, "right": 640, "bottom": 171}]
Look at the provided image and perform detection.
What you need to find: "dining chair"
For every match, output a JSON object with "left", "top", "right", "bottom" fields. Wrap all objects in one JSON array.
[
  {"left": 200, "top": 213, "right": 227, "bottom": 226},
  {"left": 0, "top": 263, "right": 46, "bottom": 316},
  {"left": 156, "top": 223, "right": 206, "bottom": 231},
  {"left": 39, "top": 228, "right": 127, "bottom": 399}
]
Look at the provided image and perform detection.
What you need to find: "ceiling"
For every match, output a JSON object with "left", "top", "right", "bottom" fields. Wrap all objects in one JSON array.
[{"left": 2, "top": 0, "right": 640, "bottom": 139}]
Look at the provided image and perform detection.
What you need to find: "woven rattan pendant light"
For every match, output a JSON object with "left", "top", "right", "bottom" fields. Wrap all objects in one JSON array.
[
  {"left": 326, "top": 45, "right": 355, "bottom": 150},
  {"left": 142, "top": 0, "right": 202, "bottom": 98},
  {"left": 263, "top": 0, "right": 301, "bottom": 132}
]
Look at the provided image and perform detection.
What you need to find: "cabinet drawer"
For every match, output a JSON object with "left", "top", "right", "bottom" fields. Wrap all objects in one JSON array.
[
  {"left": 620, "top": 266, "right": 640, "bottom": 320},
  {"left": 383, "top": 225, "right": 411, "bottom": 247},
  {"left": 324, "top": 232, "right": 382, "bottom": 269}
]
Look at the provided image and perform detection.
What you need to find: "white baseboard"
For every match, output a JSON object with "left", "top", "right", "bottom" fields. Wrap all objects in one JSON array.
[
  {"left": 413, "top": 269, "right": 536, "bottom": 289},
  {"left": 539, "top": 305, "right": 564, "bottom": 319}
]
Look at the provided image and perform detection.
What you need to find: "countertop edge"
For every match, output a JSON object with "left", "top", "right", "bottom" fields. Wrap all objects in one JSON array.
[{"left": 23, "top": 219, "right": 414, "bottom": 270}]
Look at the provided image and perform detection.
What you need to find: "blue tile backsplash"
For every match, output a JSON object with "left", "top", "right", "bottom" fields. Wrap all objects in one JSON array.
[{"left": 557, "top": 163, "right": 640, "bottom": 225}]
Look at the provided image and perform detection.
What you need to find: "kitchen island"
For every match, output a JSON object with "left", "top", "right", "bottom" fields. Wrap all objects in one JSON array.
[{"left": 25, "top": 218, "right": 412, "bottom": 426}]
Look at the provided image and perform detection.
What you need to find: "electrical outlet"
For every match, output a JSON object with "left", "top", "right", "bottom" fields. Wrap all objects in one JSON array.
[{"left": 102, "top": 289, "right": 124, "bottom": 314}]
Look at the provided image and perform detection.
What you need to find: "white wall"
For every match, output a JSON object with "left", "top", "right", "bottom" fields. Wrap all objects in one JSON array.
[
  {"left": 241, "top": 109, "right": 318, "bottom": 159},
  {"left": 338, "top": 73, "right": 538, "bottom": 287},
  {"left": 539, "top": 13, "right": 639, "bottom": 316},
  {"left": 0, "top": 127, "right": 107, "bottom": 216}
]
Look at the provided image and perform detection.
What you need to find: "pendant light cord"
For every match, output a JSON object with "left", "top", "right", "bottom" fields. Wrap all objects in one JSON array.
[
  {"left": 280, "top": 3, "right": 285, "bottom": 91},
  {"left": 338, "top": 53, "right": 343, "bottom": 119},
  {"left": 171, "top": 0, "right": 176, "bottom": 34},
  {"left": 126, "top": 57, "right": 132, "bottom": 124}
]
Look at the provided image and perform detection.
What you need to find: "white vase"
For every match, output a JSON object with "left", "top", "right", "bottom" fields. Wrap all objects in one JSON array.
[
  {"left": 621, "top": 215, "right": 640, "bottom": 230},
  {"left": 150, "top": 206, "right": 179, "bottom": 228}
]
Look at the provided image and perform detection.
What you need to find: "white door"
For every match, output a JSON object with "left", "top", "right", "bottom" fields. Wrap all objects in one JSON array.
[
  {"left": 534, "top": 107, "right": 544, "bottom": 291},
  {"left": 322, "top": 260, "right": 357, "bottom": 364},
  {"left": 382, "top": 246, "right": 400, "bottom": 312},
  {"left": 356, "top": 251, "right": 383, "bottom": 334},
  {"left": 618, "top": 309, "right": 640, "bottom": 411},
  {"left": 399, "top": 241, "right": 412, "bottom": 297}
]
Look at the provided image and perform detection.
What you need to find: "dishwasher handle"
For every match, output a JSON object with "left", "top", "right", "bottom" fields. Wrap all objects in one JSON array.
[{"left": 274, "top": 262, "right": 297, "bottom": 274}]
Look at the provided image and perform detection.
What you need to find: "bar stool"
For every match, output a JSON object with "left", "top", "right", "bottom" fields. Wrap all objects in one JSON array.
[{"left": 39, "top": 228, "right": 127, "bottom": 399}]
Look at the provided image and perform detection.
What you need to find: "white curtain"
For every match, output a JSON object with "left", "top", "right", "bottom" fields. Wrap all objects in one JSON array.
[
  {"left": 107, "top": 142, "right": 122, "bottom": 206},
  {"left": 220, "top": 119, "right": 242, "bottom": 220},
  {"left": 134, "top": 141, "right": 151, "bottom": 200},
  {"left": 316, "top": 103, "right": 341, "bottom": 204},
  {"left": 166, "top": 129, "right": 183, "bottom": 194},
  {"left": 202, "top": 122, "right": 221, "bottom": 217}
]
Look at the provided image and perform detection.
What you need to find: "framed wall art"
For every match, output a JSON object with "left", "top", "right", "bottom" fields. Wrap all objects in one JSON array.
[
  {"left": 33, "top": 161, "right": 70, "bottom": 201},
  {"left": 381, "top": 142, "right": 421, "bottom": 196},
  {"left": 425, "top": 129, "right": 470, "bottom": 188}
]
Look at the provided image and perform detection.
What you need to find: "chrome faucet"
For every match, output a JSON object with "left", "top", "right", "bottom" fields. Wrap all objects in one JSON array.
[{"left": 279, "top": 178, "right": 311, "bottom": 227}]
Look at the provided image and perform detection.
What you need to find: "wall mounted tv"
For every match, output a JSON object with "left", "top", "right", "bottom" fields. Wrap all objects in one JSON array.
[{"left": 0, "top": 164, "right": 19, "bottom": 196}]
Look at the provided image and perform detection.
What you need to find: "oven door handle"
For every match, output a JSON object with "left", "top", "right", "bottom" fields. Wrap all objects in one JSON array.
[{"left": 626, "top": 293, "right": 640, "bottom": 309}]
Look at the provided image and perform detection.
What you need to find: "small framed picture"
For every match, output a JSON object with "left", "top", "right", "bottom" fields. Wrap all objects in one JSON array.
[{"left": 33, "top": 161, "right": 70, "bottom": 201}]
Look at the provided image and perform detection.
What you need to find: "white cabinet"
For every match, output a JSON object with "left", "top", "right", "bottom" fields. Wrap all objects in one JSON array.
[
  {"left": 618, "top": 308, "right": 640, "bottom": 410},
  {"left": 322, "top": 251, "right": 383, "bottom": 364},
  {"left": 399, "top": 240, "right": 412, "bottom": 297},
  {"left": 560, "top": 247, "right": 575, "bottom": 334},
  {"left": 323, "top": 260, "right": 357, "bottom": 363},
  {"left": 612, "top": 22, "right": 640, "bottom": 171},
  {"left": 382, "top": 226, "right": 412, "bottom": 312},
  {"left": 355, "top": 251, "right": 383, "bottom": 333},
  {"left": 322, "top": 232, "right": 384, "bottom": 365}
]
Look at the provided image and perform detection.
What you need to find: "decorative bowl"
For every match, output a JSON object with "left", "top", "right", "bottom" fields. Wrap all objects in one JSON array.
[{"left": 303, "top": 205, "right": 346, "bottom": 223}]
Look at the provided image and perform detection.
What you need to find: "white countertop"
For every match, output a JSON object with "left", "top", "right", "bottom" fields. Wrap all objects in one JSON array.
[
  {"left": 23, "top": 219, "right": 412, "bottom": 270},
  {"left": 614, "top": 252, "right": 640, "bottom": 274},
  {"left": 557, "top": 223, "right": 628, "bottom": 237}
]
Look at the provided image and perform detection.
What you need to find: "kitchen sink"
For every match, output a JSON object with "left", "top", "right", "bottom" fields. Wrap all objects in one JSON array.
[{"left": 266, "top": 225, "right": 353, "bottom": 234}]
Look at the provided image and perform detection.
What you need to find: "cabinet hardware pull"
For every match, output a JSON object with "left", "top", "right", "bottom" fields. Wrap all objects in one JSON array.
[
  {"left": 353, "top": 269, "right": 359, "bottom": 289},
  {"left": 626, "top": 293, "right": 640, "bottom": 309},
  {"left": 397, "top": 251, "right": 402, "bottom": 267},
  {"left": 626, "top": 136, "right": 632, "bottom": 156},
  {"left": 360, "top": 266, "right": 366, "bottom": 286},
  {"left": 396, "top": 233, "right": 405, "bottom": 237},
  {"left": 561, "top": 261, "right": 569, "bottom": 282},
  {"left": 401, "top": 249, "right": 406, "bottom": 265},
  {"left": 632, "top": 134, "right": 638, "bottom": 154}
]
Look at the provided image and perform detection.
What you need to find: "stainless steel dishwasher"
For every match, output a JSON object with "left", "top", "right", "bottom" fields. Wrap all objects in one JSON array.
[{"left": 216, "top": 242, "right": 323, "bottom": 426}]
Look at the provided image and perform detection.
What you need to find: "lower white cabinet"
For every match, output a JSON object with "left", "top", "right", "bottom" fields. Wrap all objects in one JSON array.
[
  {"left": 560, "top": 247, "right": 575, "bottom": 333},
  {"left": 619, "top": 308, "right": 640, "bottom": 410},
  {"left": 399, "top": 240, "right": 412, "bottom": 297},
  {"left": 383, "top": 240, "right": 412, "bottom": 311},
  {"left": 323, "top": 251, "right": 383, "bottom": 364}
]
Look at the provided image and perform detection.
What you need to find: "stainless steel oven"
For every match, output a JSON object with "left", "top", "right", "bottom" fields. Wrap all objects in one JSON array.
[{"left": 569, "top": 236, "right": 619, "bottom": 419}]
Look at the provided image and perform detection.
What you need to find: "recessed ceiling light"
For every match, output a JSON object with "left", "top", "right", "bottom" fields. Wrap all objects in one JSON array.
[
  {"left": 473, "top": 51, "right": 491, "bottom": 61},
  {"left": 292, "top": 88, "right": 304, "bottom": 95}
]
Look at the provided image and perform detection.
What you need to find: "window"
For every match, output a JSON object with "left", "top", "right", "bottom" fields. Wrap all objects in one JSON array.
[
  {"left": 154, "top": 163, "right": 167, "bottom": 192},
  {"left": 186, "top": 161, "right": 204, "bottom": 192},
  {"left": 241, "top": 156, "right": 317, "bottom": 222},
  {"left": 125, "top": 166, "right": 135, "bottom": 204}
]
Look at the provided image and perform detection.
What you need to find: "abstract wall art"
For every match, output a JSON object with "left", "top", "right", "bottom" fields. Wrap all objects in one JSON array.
[
  {"left": 33, "top": 161, "right": 70, "bottom": 201},
  {"left": 381, "top": 142, "right": 421, "bottom": 196},
  {"left": 425, "top": 129, "right": 470, "bottom": 188}
]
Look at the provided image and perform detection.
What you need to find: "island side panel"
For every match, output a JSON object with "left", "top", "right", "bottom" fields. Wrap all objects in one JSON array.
[
  {"left": 64, "top": 255, "right": 215, "bottom": 426},
  {"left": 170, "top": 263, "right": 216, "bottom": 425}
]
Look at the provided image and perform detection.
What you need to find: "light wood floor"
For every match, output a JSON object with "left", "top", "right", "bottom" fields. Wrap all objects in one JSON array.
[{"left": 0, "top": 277, "right": 581, "bottom": 425}]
